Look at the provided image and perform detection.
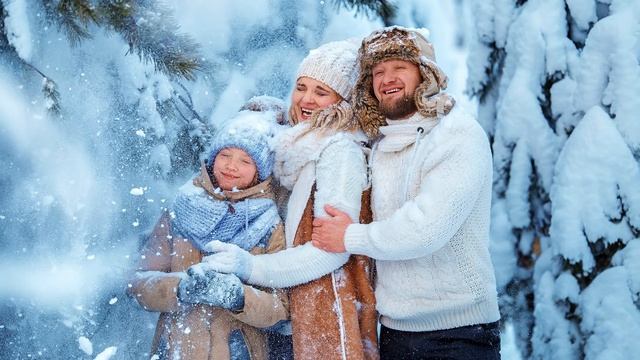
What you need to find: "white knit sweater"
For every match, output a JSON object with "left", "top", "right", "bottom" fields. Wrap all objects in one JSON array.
[
  {"left": 345, "top": 108, "right": 500, "bottom": 332},
  {"left": 246, "top": 123, "right": 368, "bottom": 287}
]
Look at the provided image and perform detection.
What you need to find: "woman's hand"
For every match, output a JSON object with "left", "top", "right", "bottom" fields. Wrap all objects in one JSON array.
[{"left": 200, "top": 240, "right": 253, "bottom": 281}]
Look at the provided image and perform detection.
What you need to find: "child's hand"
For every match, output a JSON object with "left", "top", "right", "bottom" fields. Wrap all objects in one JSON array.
[
  {"left": 177, "top": 268, "right": 244, "bottom": 311},
  {"left": 202, "top": 241, "right": 253, "bottom": 281}
]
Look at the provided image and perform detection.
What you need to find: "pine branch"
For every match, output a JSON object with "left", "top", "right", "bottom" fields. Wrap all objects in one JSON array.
[
  {"left": 42, "top": 0, "right": 99, "bottom": 45},
  {"left": 42, "top": 77, "right": 62, "bottom": 116},
  {"left": 99, "top": 0, "right": 203, "bottom": 80},
  {"left": 174, "top": 81, "right": 205, "bottom": 124},
  {"left": 0, "top": 3, "right": 5, "bottom": 42},
  {"left": 2, "top": 3, "right": 61, "bottom": 115},
  {"left": 331, "top": 0, "right": 396, "bottom": 20},
  {"left": 60, "top": 0, "right": 98, "bottom": 23},
  {"left": 12, "top": 58, "right": 64, "bottom": 116},
  {"left": 41, "top": 1, "right": 203, "bottom": 79}
]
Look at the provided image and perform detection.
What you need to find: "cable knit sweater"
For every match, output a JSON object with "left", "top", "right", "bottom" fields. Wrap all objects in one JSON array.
[
  {"left": 345, "top": 108, "right": 500, "bottom": 332},
  {"left": 246, "top": 122, "right": 368, "bottom": 287}
]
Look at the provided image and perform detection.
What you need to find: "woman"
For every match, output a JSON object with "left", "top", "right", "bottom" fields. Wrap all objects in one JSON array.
[{"left": 204, "top": 39, "right": 378, "bottom": 360}]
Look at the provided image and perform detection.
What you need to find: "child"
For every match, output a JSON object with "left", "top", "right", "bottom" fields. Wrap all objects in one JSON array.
[{"left": 129, "top": 107, "right": 289, "bottom": 360}]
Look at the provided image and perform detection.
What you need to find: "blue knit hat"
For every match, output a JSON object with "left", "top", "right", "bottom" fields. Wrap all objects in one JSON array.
[{"left": 207, "top": 110, "right": 278, "bottom": 182}]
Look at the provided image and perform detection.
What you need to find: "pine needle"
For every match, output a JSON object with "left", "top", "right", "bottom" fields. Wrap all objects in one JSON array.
[{"left": 331, "top": 0, "right": 396, "bottom": 20}]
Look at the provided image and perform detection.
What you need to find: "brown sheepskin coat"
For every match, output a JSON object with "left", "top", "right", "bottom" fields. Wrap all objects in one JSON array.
[{"left": 289, "top": 188, "right": 379, "bottom": 360}]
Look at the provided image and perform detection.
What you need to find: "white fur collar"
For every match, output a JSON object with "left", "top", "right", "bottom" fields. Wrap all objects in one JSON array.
[{"left": 273, "top": 122, "right": 365, "bottom": 189}]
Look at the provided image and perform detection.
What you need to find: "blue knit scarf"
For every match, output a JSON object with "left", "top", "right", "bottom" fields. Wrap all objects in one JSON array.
[{"left": 171, "top": 185, "right": 280, "bottom": 252}]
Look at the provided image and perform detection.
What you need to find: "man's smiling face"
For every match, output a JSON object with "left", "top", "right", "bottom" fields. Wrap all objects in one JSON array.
[{"left": 372, "top": 59, "right": 422, "bottom": 120}]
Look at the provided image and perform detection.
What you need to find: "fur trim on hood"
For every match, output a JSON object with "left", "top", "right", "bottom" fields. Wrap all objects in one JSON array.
[{"left": 353, "top": 26, "right": 456, "bottom": 138}]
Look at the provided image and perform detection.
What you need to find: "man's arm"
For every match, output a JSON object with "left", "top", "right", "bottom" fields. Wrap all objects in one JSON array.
[{"left": 313, "top": 128, "right": 492, "bottom": 260}]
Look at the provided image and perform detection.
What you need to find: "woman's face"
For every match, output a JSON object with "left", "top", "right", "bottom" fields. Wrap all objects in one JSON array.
[
  {"left": 212, "top": 147, "right": 257, "bottom": 191},
  {"left": 290, "top": 76, "right": 341, "bottom": 122}
]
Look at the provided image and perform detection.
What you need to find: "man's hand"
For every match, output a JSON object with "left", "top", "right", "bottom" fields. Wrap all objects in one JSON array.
[
  {"left": 311, "top": 204, "right": 352, "bottom": 253},
  {"left": 200, "top": 241, "right": 253, "bottom": 281}
]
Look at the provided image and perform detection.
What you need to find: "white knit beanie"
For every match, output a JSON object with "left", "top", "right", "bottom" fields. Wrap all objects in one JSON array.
[{"left": 296, "top": 39, "right": 360, "bottom": 100}]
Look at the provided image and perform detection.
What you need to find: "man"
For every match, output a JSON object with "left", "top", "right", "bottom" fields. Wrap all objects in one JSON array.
[{"left": 311, "top": 26, "right": 501, "bottom": 359}]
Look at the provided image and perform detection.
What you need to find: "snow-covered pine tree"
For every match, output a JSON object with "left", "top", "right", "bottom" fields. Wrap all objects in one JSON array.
[
  {"left": 468, "top": 0, "right": 640, "bottom": 358},
  {"left": 533, "top": 3, "right": 640, "bottom": 358},
  {"left": 1, "top": 0, "right": 208, "bottom": 185},
  {"left": 1, "top": 2, "right": 206, "bottom": 356},
  {"left": 467, "top": 1, "right": 564, "bottom": 355}
]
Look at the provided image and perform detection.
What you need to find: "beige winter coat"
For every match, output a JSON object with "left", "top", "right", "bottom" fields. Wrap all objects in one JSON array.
[{"left": 129, "top": 165, "right": 289, "bottom": 360}]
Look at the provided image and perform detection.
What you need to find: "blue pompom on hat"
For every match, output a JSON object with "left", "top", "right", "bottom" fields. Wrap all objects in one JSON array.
[{"left": 207, "top": 109, "right": 280, "bottom": 182}]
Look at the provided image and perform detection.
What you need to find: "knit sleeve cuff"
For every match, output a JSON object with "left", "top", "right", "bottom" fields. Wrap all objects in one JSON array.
[
  {"left": 344, "top": 223, "right": 370, "bottom": 256},
  {"left": 246, "top": 243, "right": 350, "bottom": 288},
  {"left": 247, "top": 257, "right": 272, "bottom": 286}
]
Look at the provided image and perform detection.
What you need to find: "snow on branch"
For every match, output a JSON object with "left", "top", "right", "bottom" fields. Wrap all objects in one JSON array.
[
  {"left": 550, "top": 107, "right": 640, "bottom": 276},
  {"left": 42, "top": 0, "right": 97, "bottom": 45},
  {"left": 41, "top": 0, "right": 203, "bottom": 80},
  {"left": 102, "top": 1, "right": 203, "bottom": 81},
  {"left": 331, "top": 0, "right": 396, "bottom": 21}
]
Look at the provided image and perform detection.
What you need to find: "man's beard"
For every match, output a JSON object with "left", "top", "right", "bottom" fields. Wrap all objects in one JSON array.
[{"left": 379, "top": 92, "right": 418, "bottom": 120}]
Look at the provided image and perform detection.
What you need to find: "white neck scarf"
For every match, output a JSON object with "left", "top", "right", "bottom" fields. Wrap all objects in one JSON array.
[{"left": 377, "top": 112, "right": 439, "bottom": 153}]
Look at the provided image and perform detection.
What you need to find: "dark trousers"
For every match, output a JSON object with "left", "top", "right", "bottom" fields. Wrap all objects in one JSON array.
[
  {"left": 267, "top": 332, "right": 293, "bottom": 360},
  {"left": 380, "top": 321, "right": 501, "bottom": 360}
]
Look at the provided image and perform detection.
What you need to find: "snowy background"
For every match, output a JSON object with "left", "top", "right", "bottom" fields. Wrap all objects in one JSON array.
[{"left": 0, "top": 0, "right": 638, "bottom": 359}]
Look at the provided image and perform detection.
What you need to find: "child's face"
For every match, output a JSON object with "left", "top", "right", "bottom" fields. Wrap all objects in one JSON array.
[{"left": 212, "top": 147, "right": 257, "bottom": 191}]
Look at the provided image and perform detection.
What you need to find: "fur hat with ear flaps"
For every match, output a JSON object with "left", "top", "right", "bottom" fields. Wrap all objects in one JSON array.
[
  {"left": 288, "top": 39, "right": 361, "bottom": 132},
  {"left": 353, "top": 26, "right": 456, "bottom": 138}
]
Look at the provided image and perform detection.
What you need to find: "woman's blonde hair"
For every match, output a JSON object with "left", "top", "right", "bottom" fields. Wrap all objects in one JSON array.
[{"left": 287, "top": 98, "right": 360, "bottom": 135}]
